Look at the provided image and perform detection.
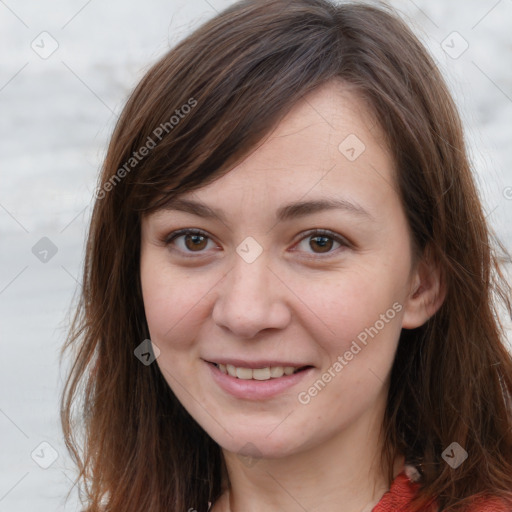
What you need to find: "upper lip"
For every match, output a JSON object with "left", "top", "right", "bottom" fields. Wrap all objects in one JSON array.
[{"left": 204, "top": 358, "right": 312, "bottom": 369}]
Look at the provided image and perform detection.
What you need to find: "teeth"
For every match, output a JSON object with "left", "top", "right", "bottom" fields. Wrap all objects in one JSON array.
[
  {"left": 270, "top": 366, "right": 284, "bottom": 378},
  {"left": 215, "top": 363, "right": 304, "bottom": 380},
  {"left": 252, "top": 367, "right": 271, "bottom": 380},
  {"left": 236, "top": 367, "right": 253, "bottom": 380}
]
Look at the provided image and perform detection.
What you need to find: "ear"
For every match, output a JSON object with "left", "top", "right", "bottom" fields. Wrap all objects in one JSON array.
[{"left": 401, "top": 245, "right": 446, "bottom": 329}]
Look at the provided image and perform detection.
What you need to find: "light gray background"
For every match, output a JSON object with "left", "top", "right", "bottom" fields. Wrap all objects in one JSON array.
[{"left": 1, "top": 0, "right": 511, "bottom": 510}]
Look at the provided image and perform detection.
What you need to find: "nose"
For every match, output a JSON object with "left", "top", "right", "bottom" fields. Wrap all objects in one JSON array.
[{"left": 211, "top": 254, "right": 292, "bottom": 339}]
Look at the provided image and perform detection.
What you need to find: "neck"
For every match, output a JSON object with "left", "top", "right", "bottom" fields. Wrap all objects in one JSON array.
[{"left": 213, "top": 403, "right": 403, "bottom": 512}]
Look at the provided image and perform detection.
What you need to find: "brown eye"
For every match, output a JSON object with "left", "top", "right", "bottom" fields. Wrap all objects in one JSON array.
[
  {"left": 309, "top": 235, "right": 333, "bottom": 253},
  {"left": 184, "top": 233, "right": 208, "bottom": 251},
  {"left": 294, "top": 229, "right": 348, "bottom": 257},
  {"left": 165, "top": 229, "right": 216, "bottom": 254}
]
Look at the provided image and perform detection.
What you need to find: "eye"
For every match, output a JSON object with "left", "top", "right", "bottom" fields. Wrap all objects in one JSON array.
[
  {"left": 163, "top": 228, "right": 350, "bottom": 258},
  {"left": 165, "top": 229, "right": 217, "bottom": 254},
  {"left": 293, "top": 229, "right": 349, "bottom": 256}
]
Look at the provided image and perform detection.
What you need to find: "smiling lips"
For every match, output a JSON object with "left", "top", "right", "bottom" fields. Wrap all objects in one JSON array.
[
  {"left": 207, "top": 360, "right": 312, "bottom": 381},
  {"left": 206, "top": 359, "right": 314, "bottom": 400}
]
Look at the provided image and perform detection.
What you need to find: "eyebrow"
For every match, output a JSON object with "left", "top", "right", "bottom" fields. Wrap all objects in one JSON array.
[{"left": 160, "top": 197, "right": 374, "bottom": 223}]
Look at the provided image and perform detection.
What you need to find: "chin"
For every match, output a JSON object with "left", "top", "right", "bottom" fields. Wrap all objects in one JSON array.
[{"left": 211, "top": 426, "right": 306, "bottom": 460}]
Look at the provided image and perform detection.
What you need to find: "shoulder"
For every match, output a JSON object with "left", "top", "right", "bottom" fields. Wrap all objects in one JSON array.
[
  {"left": 373, "top": 470, "right": 512, "bottom": 512},
  {"left": 467, "top": 496, "right": 512, "bottom": 511},
  {"left": 373, "top": 472, "right": 433, "bottom": 511}
]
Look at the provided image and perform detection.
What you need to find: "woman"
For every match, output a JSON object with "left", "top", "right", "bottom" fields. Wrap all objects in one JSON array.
[{"left": 60, "top": 1, "right": 512, "bottom": 510}]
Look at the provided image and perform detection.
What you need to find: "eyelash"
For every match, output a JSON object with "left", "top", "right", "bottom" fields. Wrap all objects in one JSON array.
[{"left": 164, "top": 228, "right": 351, "bottom": 258}]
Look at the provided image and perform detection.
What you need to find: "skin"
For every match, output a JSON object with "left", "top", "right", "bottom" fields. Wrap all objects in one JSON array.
[{"left": 140, "top": 80, "right": 443, "bottom": 512}]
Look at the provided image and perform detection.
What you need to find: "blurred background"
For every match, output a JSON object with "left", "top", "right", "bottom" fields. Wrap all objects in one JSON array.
[{"left": 1, "top": 0, "right": 511, "bottom": 510}]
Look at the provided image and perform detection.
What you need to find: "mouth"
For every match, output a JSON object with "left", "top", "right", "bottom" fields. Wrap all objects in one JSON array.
[
  {"left": 207, "top": 361, "right": 313, "bottom": 381},
  {"left": 204, "top": 359, "right": 315, "bottom": 400}
]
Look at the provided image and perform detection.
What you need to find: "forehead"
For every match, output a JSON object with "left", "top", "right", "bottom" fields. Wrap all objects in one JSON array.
[
  {"left": 182, "top": 81, "right": 397, "bottom": 214},
  {"left": 270, "top": 80, "right": 385, "bottom": 149},
  {"left": 142, "top": 80, "right": 402, "bottom": 236}
]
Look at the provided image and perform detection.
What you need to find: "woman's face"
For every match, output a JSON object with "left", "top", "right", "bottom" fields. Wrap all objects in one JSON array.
[{"left": 140, "top": 81, "right": 419, "bottom": 460}]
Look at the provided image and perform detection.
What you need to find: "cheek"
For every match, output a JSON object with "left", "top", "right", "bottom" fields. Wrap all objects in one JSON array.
[
  {"left": 305, "top": 269, "right": 404, "bottom": 347},
  {"left": 296, "top": 278, "right": 403, "bottom": 420},
  {"left": 140, "top": 255, "right": 209, "bottom": 350},
  {"left": 140, "top": 255, "right": 242, "bottom": 373}
]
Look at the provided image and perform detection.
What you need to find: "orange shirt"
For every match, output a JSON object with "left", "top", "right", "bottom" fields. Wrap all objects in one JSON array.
[
  {"left": 374, "top": 471, "right": 511, "bottom": 512},
  {"left": 207, "top": 469, "right": 511, "bottom": 511}
]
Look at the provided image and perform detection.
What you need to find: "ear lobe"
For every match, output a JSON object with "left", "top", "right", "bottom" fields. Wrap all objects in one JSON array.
[{"left": 401, "top": 247, "right": 446, "bottom": 330}]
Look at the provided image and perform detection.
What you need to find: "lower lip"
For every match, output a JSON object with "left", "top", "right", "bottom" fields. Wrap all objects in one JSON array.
[{"left": 205, "top": 361, "right": 314, "bottom": 400}]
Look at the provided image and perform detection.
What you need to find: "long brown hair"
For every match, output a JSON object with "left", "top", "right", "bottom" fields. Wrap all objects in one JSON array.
[{"left": 60, "top": 1, "right": 512, "bottom": 510}]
